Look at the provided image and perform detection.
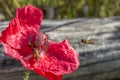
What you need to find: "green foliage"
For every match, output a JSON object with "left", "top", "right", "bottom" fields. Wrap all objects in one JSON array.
[{"left": 0, "top": 0, "right": 120, "bottom": 20}]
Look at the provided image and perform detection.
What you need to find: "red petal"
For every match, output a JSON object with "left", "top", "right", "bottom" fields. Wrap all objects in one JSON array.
[
  {"left": 0, "top": 42, "right": 22, "bottom": 59},
  {"left": 0, "top": 5, "right": 43, "bottom": 49},
  {"left": 0, "top": 5, "right": 43, "bottom": 69},
  {"left": 17, "top": 46, "right": 35, "bottom": 69},
  {"left": 34, "top": 40, "right": 80, "bottom": 75},
  {"left": 34, "top": 69, "right": 62, "bottom": 80},
  {"left": 1, "top": 41, "right": 35, "bottom": 69}
]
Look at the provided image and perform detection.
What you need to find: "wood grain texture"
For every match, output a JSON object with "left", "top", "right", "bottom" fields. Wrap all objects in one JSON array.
[{"left": 0, "top": 17, "right": 120, "bottom": 80}]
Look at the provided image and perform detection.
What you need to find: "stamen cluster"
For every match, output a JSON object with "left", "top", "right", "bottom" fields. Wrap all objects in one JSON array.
[{"left": 28, "top": 33, "right": 49, "bottom": 60}]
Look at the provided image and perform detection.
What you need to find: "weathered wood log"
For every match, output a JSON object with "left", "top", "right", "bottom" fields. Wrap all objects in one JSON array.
[{"left": 0, "top": 17, "right": 120, "bottom": 80}]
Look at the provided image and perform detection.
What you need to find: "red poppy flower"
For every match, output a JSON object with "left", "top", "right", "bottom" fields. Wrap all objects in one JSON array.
[{"left": 0, "top": 5, "right": 80, "bottom": 80}]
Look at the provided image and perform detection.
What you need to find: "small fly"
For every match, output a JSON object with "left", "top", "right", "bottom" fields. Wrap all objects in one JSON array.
[{"left": 81, "top": 37, "right": 95, "bottom": 44}]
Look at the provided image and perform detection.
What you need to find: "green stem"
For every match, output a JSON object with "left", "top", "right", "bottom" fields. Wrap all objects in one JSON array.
[{"left": 24, "top": 70, "right": 30, "bottom": 80}]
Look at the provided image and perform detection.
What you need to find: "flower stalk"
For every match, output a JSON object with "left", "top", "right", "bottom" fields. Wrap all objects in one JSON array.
[{"left": 24, "top": 70, "right": 30, "bottom": 80}]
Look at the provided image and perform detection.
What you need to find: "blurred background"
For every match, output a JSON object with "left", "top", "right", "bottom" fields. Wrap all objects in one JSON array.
[{"left": 0, "top": 0, "right": 120, "bottom": 21}]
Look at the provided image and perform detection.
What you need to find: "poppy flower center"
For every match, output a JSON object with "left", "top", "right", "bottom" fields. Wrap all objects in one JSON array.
[{"left": 28, "top": 33, "right": 49, "bottom": 61}]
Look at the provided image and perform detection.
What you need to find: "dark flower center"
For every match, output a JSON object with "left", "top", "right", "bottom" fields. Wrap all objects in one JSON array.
[{"left": 28, "top": 33, "right": 49, "bottom": 60}]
